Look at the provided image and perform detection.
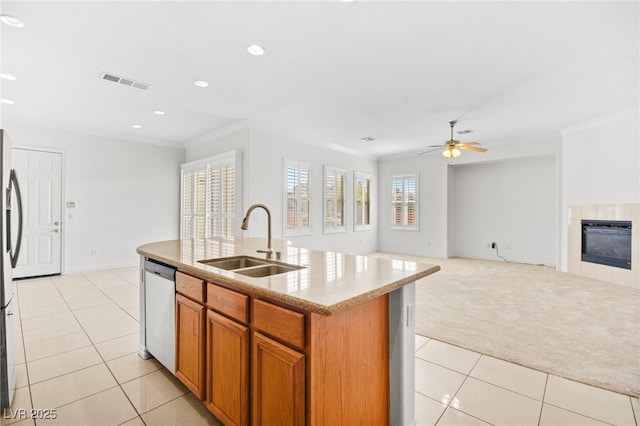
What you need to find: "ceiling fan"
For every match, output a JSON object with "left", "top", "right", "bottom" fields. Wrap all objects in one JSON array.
[{"left": 421, "top": 121, "right": 488, "bottom": 158}]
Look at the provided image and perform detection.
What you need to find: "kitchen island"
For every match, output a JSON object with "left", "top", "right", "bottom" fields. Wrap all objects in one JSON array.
[{"left": 137, "top": 238, "right": 440, "bottom": 426}]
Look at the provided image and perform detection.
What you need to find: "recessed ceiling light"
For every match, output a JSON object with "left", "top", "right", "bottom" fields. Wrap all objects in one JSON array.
[
  {"left": 153, "top": 110, "right": 165, "bottom": 116},
  {"left": 247, "top": 44, "right": 265, "bottom": 56},
  {"left": 0, "top": 73, "right": 17, "bottom": 81},
  {"left": 0, "top": 15, "right": 24, "bottom": 28},
  {"left": 0, "top": 99, "right": 15, "bottom": 105},
  {"left": 131, "top": 124, "right": 142, "bottom": 129},
  {"left": 194, "top": 80, "right": 209, "bottom": 88}
]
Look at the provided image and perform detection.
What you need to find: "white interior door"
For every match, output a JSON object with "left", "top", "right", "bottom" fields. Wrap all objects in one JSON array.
[{"left": 11, "top": 149, "right": 62, "bottom": 278}]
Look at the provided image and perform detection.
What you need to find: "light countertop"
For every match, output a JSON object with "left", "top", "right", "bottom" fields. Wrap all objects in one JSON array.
[{"left": 137, "top": 238, "right": 440, "bottom": 315}]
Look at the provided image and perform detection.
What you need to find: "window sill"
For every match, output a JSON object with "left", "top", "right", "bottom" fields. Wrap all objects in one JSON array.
[
  {"left": 390, "top": 227, "right": 419, "bottom": 232},
  {"left": 323, "top": 228, "right": 347, "bottom": 234}
]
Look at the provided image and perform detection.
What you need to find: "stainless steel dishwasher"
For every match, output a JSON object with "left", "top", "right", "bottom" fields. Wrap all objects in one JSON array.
[{"left": 143, "top": 259, "right": 176, "bottom": 373}]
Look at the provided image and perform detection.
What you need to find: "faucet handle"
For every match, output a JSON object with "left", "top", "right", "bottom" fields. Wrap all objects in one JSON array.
[{"left": 257, "top": 249, "right": 274, "bottom": 259}]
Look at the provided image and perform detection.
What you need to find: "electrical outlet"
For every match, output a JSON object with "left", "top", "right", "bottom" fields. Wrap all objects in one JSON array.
[{"left": 90, "top": 249, "right": 97, "bottom": 256}]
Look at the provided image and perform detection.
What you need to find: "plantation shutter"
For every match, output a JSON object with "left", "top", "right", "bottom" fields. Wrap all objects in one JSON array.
[
  {"left": 324, "top": 166, "right": 346, "bottom": 233},
  {"left": 181, "top": 152, "right": 236, "bottom": 239},
  {"left": 285, "top": 160, "right": 312, "bottom": 235},
  {"left": 391, "top": 173, "right": 418, "bottom": 230},
  {"left": 354, "top": 172, "right": 371, "bottom": 230}
]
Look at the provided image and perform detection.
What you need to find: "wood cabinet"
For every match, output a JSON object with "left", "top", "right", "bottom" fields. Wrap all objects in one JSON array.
[
  {"left": 308, "top": 295, "right": 389, "bottom": 424},
  {"left": 175, "top": 293, "right": 206, "bottom": 398},
  {"left": 172, "top": 271, "right": 389, "bottom": 426},
  {"left": 205, "top": 310, "right": 249, "bottom": 426},
  {"left": 252, "top": 332, "right": 305, "bottom": 426}
]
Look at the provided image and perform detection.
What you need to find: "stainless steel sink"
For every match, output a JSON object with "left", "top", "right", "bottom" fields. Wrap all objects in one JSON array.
[
  {"left": 198, "top": 255, "right": 305, "bottom": 277},
  {"left": 199, "top": 256, "right": 268, "bottom": 270},
  {"left": 233, "top": 263, "right": 304, "bottom": 278}
]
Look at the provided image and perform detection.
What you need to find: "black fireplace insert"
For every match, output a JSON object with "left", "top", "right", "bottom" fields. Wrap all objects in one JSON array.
[{"left": 581, "top": 220, "right": 632, "bottom": 270}]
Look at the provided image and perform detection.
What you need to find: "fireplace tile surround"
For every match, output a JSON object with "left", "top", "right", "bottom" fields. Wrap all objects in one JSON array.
[{"left": 568, "top": 203, "right": 639, "bottom": 288}]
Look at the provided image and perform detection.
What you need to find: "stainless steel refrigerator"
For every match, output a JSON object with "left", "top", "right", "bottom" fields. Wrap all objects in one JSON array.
[{"left": 0, "top": 129, "right": 23, "bottom": 409}]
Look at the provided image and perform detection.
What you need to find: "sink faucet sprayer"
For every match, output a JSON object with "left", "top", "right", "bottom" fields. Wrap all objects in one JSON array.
[{"left": 241, "top": 203, "right": 277, "bottom": 259}]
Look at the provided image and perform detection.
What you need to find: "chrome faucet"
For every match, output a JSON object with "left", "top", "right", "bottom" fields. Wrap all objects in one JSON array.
[{"left": 241, "top": 203, "right": 275, "bottom": 259}]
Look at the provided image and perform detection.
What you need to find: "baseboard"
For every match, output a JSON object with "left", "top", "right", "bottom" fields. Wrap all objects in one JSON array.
[{"left": 64, "top": 262, "right": 139, "bottom": 275}]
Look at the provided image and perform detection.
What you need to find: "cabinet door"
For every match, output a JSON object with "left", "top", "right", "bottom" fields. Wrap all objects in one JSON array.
[
  {"left": 252, "top": 332, "right": 305, "bottom": 426},
  {"left": 206, "top": 310, "right": 249, "bottom": 426},
  {"left": 175, "top": 293, "right": 205, "bottom": 399}
]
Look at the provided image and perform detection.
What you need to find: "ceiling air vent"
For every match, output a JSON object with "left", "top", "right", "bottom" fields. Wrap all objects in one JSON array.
[
  {"left": 457, "top": 129, "right": 473, "bottom": 135},
  {"left": 100, "top": 72, "right": 150, "bottom": 90}
]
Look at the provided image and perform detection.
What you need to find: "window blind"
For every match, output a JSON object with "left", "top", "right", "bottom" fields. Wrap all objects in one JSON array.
[
  {"left": 354, "top": 172, "right": 371, "bottom": 231},
  {"left": 391, "top": 173, "right": 418, "bottom": 230},
  {"left": 324, "top": 166, "right": 346, "bottom": 233},
  {"left": 181, "top": 153, "right": 236, "bottom": 239},
  {"left": 285, "top": 159, "right": 312, "bottom": 235}
]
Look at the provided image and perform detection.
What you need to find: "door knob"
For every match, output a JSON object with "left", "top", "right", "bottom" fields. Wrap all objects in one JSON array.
[
  {"left": 53, "top": 229, "right": 60, "bottom": 233},
  {"left": 54, "top": 221, "right": 60, "bottom": 225}
]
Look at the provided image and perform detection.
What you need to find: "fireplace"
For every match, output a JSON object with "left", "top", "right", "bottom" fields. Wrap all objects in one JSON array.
[{"left": 581, "top": 220, "right": 632, "bottom": 270}]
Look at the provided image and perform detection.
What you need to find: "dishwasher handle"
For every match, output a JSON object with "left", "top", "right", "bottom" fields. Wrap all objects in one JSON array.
[{"left": 144, "top": 259, "right": 176, "bottom": 281}]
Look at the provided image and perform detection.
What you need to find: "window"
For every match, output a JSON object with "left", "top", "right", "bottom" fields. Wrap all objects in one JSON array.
[
  {"left": 354, "top": 171, "right": 371, "bottom": 231},
  {"left": 324, "top": 166, "right": 346, "bottom": 233},
  {"left": 284, "top": 159, "right": 312, "bottom": 235},
  {"left": 391, "top": 173, "right": 418, "bottom": 230},
  {"left": 181, "top": 152, "right": 236, "bottom": 239}
]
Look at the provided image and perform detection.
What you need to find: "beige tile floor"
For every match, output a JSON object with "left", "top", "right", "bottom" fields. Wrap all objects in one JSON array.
[{"left": 1, "top": 267, "right": 638, "bottom": 426}]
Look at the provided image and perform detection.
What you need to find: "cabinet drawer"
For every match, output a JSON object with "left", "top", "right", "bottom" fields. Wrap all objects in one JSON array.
[
  {"left": 207, "top": 283, "right": 249, "bottom": 324},
  {"left": 253, "top": 300, "right": 305, "bottom": 350},
  {"left": 176, "top": 271, "right": 205, "bottom": 303}
]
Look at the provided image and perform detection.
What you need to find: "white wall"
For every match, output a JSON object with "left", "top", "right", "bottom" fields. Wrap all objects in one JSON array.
[
  {"left": 378, "top": 137, "right": 560, "bottom": 262},
  {"left": 5, "top": 122, "right": 184, "bottom": 272},
  {"left": 185, "top": 128, "right": 250, "bottom": 163},
  {"left": 378, "top": 153, "right": 449, "bottom": 257},
  {"left": 559, "top": 107, "right": 640, "bottom": 270},
  {"left": 451, "top": 156, "right": 557, "bottom": 265},
  {"left": 185, "top": 127, "right": 378, "bottom": 254},
  {"left": 7, "top": 107, "right": 631, "bottom": 272},
  {"left": 561, "top": 108, "right": 639, "bottom": 205}
]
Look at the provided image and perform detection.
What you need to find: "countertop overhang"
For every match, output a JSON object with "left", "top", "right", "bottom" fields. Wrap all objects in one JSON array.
[{"left": 137, "top": 238, "right": 440, "bottom": 315}]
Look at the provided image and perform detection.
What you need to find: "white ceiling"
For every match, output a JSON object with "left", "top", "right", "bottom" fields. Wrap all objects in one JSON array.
[{"left": 1, "top": 1, "right": 638, "bottom": 158}]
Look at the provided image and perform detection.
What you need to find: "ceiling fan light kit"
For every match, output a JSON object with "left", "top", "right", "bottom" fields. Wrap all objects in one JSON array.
[{"left": 442, "top": 147, "right": 461, "bottom": 158}]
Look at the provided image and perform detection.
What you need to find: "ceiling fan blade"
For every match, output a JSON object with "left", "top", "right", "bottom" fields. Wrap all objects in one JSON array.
[
  {"left": 428, "top": 144, "right": 445, "bottom": 148},
  {"left": 459, "top": 144, "right": 487, "bottom": 152},
  {"left": 418, "top": 148, "right": 441, "bottom": 156},
  {"left": 460, "top": 141, "right": 480, "bottom": 146}
]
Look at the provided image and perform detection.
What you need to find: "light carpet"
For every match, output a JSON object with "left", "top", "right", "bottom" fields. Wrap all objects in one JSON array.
[{"left": 372, "top": 253, "right": 639, "bottom": 397}]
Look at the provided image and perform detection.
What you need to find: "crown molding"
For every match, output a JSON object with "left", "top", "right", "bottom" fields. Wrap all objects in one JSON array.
[
  {"left": 183, "top": 120, "right": 252, "bottom": 147},
  {"left": 184, "top": 119, "right": 378, "bottom": 160},
  {"left": 561, "top": 106, "right": 639, "bottom": 136},
  {"left": 2, "top": 112, "right": 184, "bottom": 149}
]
